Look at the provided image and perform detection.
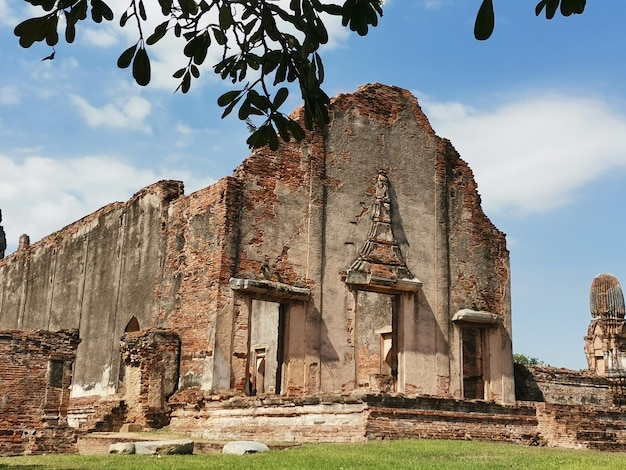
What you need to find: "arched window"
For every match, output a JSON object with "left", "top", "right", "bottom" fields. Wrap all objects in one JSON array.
[{"left": 125, "top": 316, "right": 140, "bottom": 332}]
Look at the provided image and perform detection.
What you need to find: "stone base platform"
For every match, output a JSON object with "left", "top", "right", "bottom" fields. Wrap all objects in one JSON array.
[{"left": 166, "top": 391, "right": 626, "bottom": 451}]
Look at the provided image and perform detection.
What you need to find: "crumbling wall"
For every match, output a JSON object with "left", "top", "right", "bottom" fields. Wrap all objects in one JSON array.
[
  {"left": 515, "top": 364, "right": 611, "bottom": 406},
  {"left": 156, "top": 178, "right": 243, "bottom": 391},
  {"left": 0, "top": 329, "right": 80, "bottom": 455},
  {"left": 436, "top": 139, "right": 513, "bottom": 402},
  {"left": 0, "top": 181, "right": 183, "bottom": 397}
]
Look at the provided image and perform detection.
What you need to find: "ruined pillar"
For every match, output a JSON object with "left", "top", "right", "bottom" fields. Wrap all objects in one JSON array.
[{"left": 120, "top": 329, "right": 181, "bottom": 429}]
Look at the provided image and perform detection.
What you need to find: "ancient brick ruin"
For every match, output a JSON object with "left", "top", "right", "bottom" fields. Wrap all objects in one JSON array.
[
  {"left": 0, "top": 329, "right": 80, "bottom": 454},
  {"left": 1, "top": 84, "right": 626, "bottom": 454}
]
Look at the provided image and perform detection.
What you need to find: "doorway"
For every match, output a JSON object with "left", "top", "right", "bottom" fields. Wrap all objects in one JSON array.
[
  {"left": 247, "top": 300, "right": 286, "bottom": 395},
  {"left": 461, "top": 326, "right": 485, "bottom": 399}
]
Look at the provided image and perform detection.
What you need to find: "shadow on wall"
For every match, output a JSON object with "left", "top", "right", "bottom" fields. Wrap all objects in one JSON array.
[{"left": 514, "top": 363, "right": 546, "bottom": 402}]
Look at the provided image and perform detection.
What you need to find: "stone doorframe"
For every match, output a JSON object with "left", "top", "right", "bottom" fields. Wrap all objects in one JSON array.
[
  {"left": 229, "top": 278, "right": 310, "bottom": 396},
  {"left": 345, "top": 274, "right": 422, "bottom": 394},
  {"left": 452, "top": 309, "right": 503, "bottom": 400}
]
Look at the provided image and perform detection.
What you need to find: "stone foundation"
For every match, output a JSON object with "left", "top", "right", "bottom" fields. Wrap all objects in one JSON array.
[{"left": 167, "top": 391, "right": 626, "bottom": 451}]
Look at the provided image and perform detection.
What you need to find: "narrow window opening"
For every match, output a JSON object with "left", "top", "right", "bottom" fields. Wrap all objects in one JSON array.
[
  {"left": 253, "top": 349, "right": 266, "bottom": 395},
  {"left": 48, "top": 359, "right": 64, "bottom": 388}
]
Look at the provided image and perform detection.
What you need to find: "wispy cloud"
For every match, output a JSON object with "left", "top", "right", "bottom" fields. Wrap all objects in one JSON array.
[
  {"left": 0, "top": 86, "right": 20, "bottom": 105},
  {"left": 421, "top": 94, "right": 626, "bottom": 217},
  {"left": 70, "top": 94, "right": 152, "bottom": 132}
]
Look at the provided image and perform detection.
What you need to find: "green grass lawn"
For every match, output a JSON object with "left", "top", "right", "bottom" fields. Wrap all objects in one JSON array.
[{"left": 2, "top": 439, "right": 625, "bottom": 470}]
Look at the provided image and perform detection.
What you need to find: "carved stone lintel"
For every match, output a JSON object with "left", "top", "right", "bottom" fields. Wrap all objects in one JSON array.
[
  {"left": 451, "top": 309, "right": 503, "bottom": 326},
  {"left": 229, "top": 277, "right": 310, "bottom": 300}
]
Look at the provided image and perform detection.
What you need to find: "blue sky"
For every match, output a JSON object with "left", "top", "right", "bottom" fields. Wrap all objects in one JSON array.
[{"left": 2, "top": 0, "right": 626, "bottom": 370}]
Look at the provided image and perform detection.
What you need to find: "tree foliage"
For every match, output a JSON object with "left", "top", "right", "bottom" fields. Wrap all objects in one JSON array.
[
  {"left": 513, "top": 353, "right": 546, "bottom": 367},
  {"left": 15, "top": 0, "right": 586, "bottom": 149},
  {"left": 474, "top": 0, "right": 586, "bottom": 40}
]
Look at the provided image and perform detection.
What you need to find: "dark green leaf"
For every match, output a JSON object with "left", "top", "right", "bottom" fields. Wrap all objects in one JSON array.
[
  {"left": 289, "top": 119, "right": 306, "bottom": 141},
  {"left": 158, "top": 0, "right": 173, "bottom": 15},
  {"left": 217, "top": 90, "right": 242, "bottom": 107},
  {"left": 537, "top": 0, "right": 559, "bottom": 19},
  {"left": 181, "top": 73, "right": 191, "bottom": 93},
  {"left": 273, "top": 87, "right": 289, "bottom": 109},
  {"left": 474, "top": 0, "right": 495, "bottom": 40},
  {"left": 219, "top": 5, "right": 233, "bottom": 30},
  {"left": 117, "top": 44, "right": 136, "bottom": 68},
  {"left": 246, "top": 127, "right": 266, "bottom": 148},
  {"left": 274, "top": 114, "right": 292, "bottom": 142},
  {"left": 147, "top": 21, "right": 168, "bottom": 45},
  {"left": 91, "top": 0, "right": 113, "bottom": 23},
  {"left": 179, "top": 0, "right": 199, "bottom": 16},
  {"left": 138, "top": 0, "right": 147, "bottom": 20},
  {"left": 267, "top": 126, "right": 279, "bottom": 150},
  {"left": 37, "top": 0, "right": 57, "bottom": 12},
  {"left": 132, "top": 47, "right": 151, "bottom": 86},
  {"left": 560, "top": 0, "right": 585, "bottom": 16},
  {"left": 190, "top": 64, "right": 200, "bottom": 78},
  {"left": 192, "top": 33, "right": 210, "bottom": 65},
  {"left": 212, "top": 27, "right": 226, "bottom": 45},
  {"left": 58, "top": 0, "right": 74, "bottom": 9},
  {"left": 220, "top": 94, "right": 242, "bottom": 118},
  {"left": 74, "top": 0, "right": 88, "bottom": 20},
  {"left": 238, "top": 100, "right": 252, "bottom": 120},
  {"left": 15, "top": 17, "right": 50, "bottom": 48},
  {"left": 64, "top": 12, "right": 76, "bottom": 43},
  {"left": 173, "top": 67, "right": 186, "bottom": 78},
  {"left": 45, "top": 14, "right": 59, "bottom": 46},
  {"left": 243, "top": 19, "right": 257, "bottom": 35}
]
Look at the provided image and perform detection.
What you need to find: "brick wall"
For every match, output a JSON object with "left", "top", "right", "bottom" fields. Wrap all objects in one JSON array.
[
  {"left": 0, "top": 329, "right": 80, "bottom": 455},
  {"left": 515, "top": 364, "right": 612, "bottom": 406}
]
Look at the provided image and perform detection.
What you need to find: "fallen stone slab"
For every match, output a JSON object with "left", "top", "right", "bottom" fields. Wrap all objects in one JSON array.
[
  {"left": 134, "top": 439, "right": 194, "bottom": 455},
  {"left": 119, "top": 423, "right": 143, "bottom": 433},
  {"left": 222, "top": 441, "right": 270, "bottom": 455},
  {"left": 109, "top": 442, "right": 136, "bottom": 454}
]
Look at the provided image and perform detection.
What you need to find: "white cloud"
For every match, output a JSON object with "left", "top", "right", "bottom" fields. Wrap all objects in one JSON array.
[
  {"left": 0, "top": 86, "right": 20, "bottom": 105},
  {"left": 421, "top": 94, "right": 626, "bottom": 217},
  {"left": 421, "top": 1, "right": 447, "bottom": 10},
  {"left": 83, "top": 27, "right": 119, "bottom": 48},
  {"left": 70, "top": 94, "right": 152, "bottom": 132},
  {"left": 0, "top": 154, "right": 212, "bottom": 255},
  {"left": 0, "top": 0, "right": 19, "bottom": 28}
]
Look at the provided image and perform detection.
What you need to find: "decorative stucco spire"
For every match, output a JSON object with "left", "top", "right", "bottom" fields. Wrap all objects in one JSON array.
[
  {"left": 590, "top": 273, "right": 625, "bottom": 321},
  {"left": 345, "top": 170, "right": 421, "bottom": 292}
]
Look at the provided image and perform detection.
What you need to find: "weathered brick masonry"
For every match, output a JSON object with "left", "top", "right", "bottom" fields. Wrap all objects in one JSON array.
[{"left": 0, "top": 329, "right": 79, "bottom": 455}]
